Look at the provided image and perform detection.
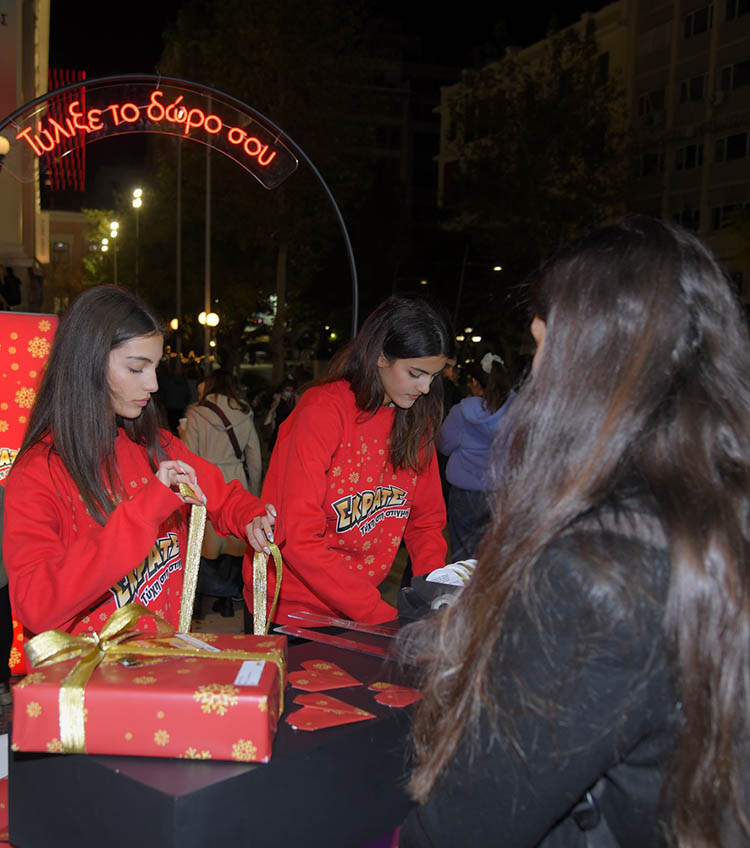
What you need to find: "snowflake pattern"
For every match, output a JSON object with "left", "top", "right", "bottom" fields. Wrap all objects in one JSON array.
[
  {"left": 26, "top": 701, "right": 42, "bottom": 717},
  {"left": 0, "top": 421, "right": 7, "bottom": 433},
  {"left": 193, "top": 683, "right": 240, "bottom": 715},
  {"left": 8, "top": 646, "right": 20, "bottom": 667},
  {"left": 14, "top": 387, "right": 35, "bottom": 408},
  {"left": 258, "top": 697, "right": 268, "bottom": 713},
  {"left": 27, "top": 337, "right": 51, "bottom": 359},
  {"left": 37, "top": 319, "right": 51, "bottom": 331},
  {"left": 231, "top": 739, "right": 258, "bottom": 761},
  {"left": 180, "top": 747, "right": 211, "bottom": 759},
  {"left": 154, "top": 729, "right": 170, "bottom": 746},
  {"left": 133, "top": 676, "right": 157, "bottom": 685},
  {"left": 365, "top": 555, "right": 375, "bottom": 564},
  {"left": 348, "top": 471, "right": 359, "bottom": 483},
  {"left": 46, "top": 738, "right": 63, "bottom": 753},
  {"left": 332, "top": 466, "right": 342, "bottom": 477},
  {"left": 16, "top": 672, "right": 46, "bottom": 688}
]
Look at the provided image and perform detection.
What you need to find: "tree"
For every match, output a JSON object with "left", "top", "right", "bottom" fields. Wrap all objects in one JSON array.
[
  {"left": 152, "top": 0, "right": 381, "bottom": 381},
  {"left": 443, "top": 21, "right": 629, "bottom": 342}
]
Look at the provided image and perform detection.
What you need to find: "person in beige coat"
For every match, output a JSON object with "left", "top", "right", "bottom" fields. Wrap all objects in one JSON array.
[{"left": 180, "top": 369, "right": 262, "bottom": 615}]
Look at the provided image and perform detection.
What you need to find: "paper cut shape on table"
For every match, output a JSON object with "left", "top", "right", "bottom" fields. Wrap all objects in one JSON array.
[
  {"left": 369, "top": 681, "right": 422, "bottom": 708},
  {"left": 288, "top": 659, "right": 361, "bottom": 691},
  {"left": 285, "top": 692, "right": 375, "bottom": 731}
]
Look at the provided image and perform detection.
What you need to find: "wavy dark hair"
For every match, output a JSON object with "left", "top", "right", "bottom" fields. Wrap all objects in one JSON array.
[
  {"left": 19, "top": 285, "right": 166, "bottom": 524},
  {"left": 405, "top": 216, "right": 750, "bottom": 845},
  {"left": 325, "top": 295, "right": 455, "bottom": 472},
  {"left": 199, "top": 368, "right": 249, "bottom": 413}
]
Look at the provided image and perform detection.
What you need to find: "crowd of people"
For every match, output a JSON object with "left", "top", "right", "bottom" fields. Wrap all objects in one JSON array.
[{"left": 2, "top": 214, "right": 750, "bottom": 846}]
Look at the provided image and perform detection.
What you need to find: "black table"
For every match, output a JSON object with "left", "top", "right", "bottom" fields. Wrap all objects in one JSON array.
[{"left": 9, "top": 638, "right": 415, "bottom": 847}]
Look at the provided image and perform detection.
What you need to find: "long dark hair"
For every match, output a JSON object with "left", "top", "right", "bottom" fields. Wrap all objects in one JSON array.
[
  {"left": 405, "top": 216, "right": 750, "bottom": 845},
  {"left": 326, "top": 295, "right": 455, "bottom": 472},
  {"left": 199, "top": 368, "right": 249, "bottom": 413},
  {"left": 19, "top": 285, "right": 166, "bottom": 524}
]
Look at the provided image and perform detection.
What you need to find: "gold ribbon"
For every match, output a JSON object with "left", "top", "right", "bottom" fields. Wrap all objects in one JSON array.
[
  {"left": 24, "top": 603, "right": 286, "bottom": 755},
  {"left": 253, "top": 544, "right": 283, "bottom": 636},
  {"left": 177, "top": 483, "right": 206, "bottom": 632}
]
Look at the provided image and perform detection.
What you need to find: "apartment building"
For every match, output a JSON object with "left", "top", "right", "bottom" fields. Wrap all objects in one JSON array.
[{"left": 437, "top": 0, "right": 750, "bottom": 299}]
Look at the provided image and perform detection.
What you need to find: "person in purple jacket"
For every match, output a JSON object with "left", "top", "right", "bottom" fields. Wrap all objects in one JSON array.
[{"left": 436, "top": 353, "right": 512, "bottom": 559}]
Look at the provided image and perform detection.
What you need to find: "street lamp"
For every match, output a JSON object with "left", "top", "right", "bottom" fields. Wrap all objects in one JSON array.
[
  {"left": 198, "top": 311, "right": 220, "bottom": 366},
  {"left": 132, "top": 188, "right": 143, "bottom": 292},
  {"left": 109, "top": 221, "right": 119, "bottom": 285}
]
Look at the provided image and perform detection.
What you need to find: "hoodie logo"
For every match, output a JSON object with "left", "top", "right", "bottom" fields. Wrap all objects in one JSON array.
[
  {"left": 110, "top": 532, "right": 181, "bottom": 608},
  {"left": 332, "top": 485, "right": 410, "bottom": 535}
]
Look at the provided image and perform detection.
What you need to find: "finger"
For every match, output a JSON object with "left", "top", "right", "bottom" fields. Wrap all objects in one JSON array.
[
  {"left": 262, "top": 517, "right": 274, "bottom": 543},
  {"left": 266, "top": 503, "right": 277, "bottom": 519}
]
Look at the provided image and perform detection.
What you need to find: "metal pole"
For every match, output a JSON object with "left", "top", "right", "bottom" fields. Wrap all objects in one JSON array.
[
  {"left": 203, "top": 99, "right": 212, "bottom": 375},
  {"left": 176, "top": 139, "right": 182, "bottom": 359}
]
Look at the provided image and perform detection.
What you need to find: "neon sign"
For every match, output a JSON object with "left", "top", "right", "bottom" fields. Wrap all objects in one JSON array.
[{"left": 2, "top": 80, "right": 298, "bottom": 190}]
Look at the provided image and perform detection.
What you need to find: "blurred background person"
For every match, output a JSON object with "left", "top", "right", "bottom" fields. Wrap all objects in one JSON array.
[
  {"left": 437, "top": 353, "right": 511, "bottom": 560},
  {"left": 180, "top": 368, "right": 262, "bottom": 617}
]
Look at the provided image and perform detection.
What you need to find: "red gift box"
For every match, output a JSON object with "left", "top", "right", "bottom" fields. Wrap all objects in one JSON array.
[{"left": 11, "top": 632, "right": 287, "bottom": 763}]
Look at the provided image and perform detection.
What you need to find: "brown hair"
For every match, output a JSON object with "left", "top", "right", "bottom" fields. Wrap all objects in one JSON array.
[
  {"left": 325, "top": 295, "right": 455, "bottom": 472},
  {"left": 18, "top": 285, "right": 166, "bottom": 525},
  {"left": 199, "top": 368, "right": 249, "bottom": 413}
]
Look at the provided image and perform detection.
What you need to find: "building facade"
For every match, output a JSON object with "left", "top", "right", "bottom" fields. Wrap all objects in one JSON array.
[{"left": 0, "top": 0, "right": 50, "bottom": 311}]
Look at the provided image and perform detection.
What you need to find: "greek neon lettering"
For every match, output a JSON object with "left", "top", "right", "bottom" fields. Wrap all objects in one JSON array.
[
  {"left": 87, "top": 108, "right": 104, "bottom": 131},
  {"left": 35, "top": 123, "right": 55, "bottom": 153},
  {"left": 47, "top": 117, "right": 73, "bottom": 143},
  {"left": 184, "top": 107, "right": 205, "bottom": 135},
  {"left": 69, "top": 101, "right": 88, "bottom": 131},
  {"left": 165, "top": 95, "right": 186, "bottom": 123},
  {"left": 257, "top": 145, "right": 276, "bottom": 166},
  {"left": 106, "top": 103, "right": 121, "bottom": 126},
  {"left": 120, "top": 102, "right": 140, "bottom": 123},
  {"left": 227, "top": 127, "right": 246, "bottom": 145},
  {"left": 244, "top": 136, "right": 262, "bottom": 156},
  {"left": 204, "top": 114, "right": 222, "bottom": 134},
  {"left": 147, "top": 90, "right": 165, "bottom": 122},
  {"left": 15, "top": 126, "right": 43, "bottom": 155}
]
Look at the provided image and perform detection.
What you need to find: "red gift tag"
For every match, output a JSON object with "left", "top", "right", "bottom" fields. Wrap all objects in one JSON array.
[
  {"left": 293, "top": 692, "right": 373, "bottom": 717},
  {"left": 286, "top": 705, "right": 375, "bottom": 731},
  {"left": 288, "top": 659, "right": 361, "bottom": 691},
  {"left": 369, "top": 681, "right": 422, "bottom": 708}
]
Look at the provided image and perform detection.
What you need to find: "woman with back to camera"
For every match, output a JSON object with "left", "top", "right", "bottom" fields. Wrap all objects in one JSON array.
[
  {"left": 244, "top": 295, "right": 454, "bottom": 627},
  {"left": 437, "top": 353, "right": 512, "bottom": 560},
  {"left": 399, "top": 217, "right": 750, "bottom": 846},
  {"left": 3, "top": 285, "right": 274, "bottom": 636}
]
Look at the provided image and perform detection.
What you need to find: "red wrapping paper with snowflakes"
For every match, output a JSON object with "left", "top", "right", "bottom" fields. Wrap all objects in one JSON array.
[
  {"left": 11, "top": 633, "right": 287, "bottom": 762},
  {"left": 0, "top": 311, "right": 59, "bottom": 674}
]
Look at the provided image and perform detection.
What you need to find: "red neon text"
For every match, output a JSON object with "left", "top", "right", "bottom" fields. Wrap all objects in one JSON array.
[{"left": 15, "top": 89, "right": 277, "bottom": 169}]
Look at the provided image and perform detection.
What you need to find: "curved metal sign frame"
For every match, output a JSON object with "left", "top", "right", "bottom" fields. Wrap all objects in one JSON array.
[{"left": 0, "top": 74, "right": 359, "bottom": 331}]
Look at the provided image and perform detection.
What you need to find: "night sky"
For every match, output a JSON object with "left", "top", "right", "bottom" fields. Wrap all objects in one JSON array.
[{"left": 50, "top": 1, "right": 609, "bottom": 76}]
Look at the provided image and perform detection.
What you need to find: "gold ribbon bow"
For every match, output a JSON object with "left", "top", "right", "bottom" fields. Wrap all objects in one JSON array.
[{"left": 24, "top": 603, "right": 286, "bottom": 754}]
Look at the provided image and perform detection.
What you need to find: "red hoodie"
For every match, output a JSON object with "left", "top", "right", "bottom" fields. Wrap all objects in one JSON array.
[
  {"left": 246, "top": 380, "right": 447, "bottom": 625},
  {"left": 4, "top": 429, "right": 265, "bottom": 635}
]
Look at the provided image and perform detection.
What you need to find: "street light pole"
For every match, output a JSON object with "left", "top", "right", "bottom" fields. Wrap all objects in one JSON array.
[
  {"left": 132, "top": 188, "right": 143, "bottom": 293},
  {"left": 110, "top": 220, "right": 119, "bottom": 285}
]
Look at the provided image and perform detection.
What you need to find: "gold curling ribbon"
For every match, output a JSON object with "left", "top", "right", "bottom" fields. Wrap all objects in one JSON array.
[
  {"left": 24, "top": 603, "right": 285, "bottom": 755},
  {"left": 253, "top": 544, "right": 283, "bottom": 635},
  {"left": 177, "top": 483, "right": 206, "bottom": 633}
]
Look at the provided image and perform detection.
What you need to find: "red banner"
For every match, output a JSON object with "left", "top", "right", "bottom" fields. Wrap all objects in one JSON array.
[{"left": 0, "top": 311, "right": 58, "bottom": 672}]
